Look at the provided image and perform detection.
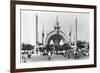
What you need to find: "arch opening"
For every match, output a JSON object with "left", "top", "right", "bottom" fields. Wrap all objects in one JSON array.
[{"left": 47, "top": 34, "right": 66, "bottom": 46}]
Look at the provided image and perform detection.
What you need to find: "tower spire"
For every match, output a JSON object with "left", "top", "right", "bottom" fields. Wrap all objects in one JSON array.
[
  {"left": 56, "top": 16, "right": 59, "bottom": 25},
  {"left": 54, "top": 16, "right": 60, "bottom": 34}
]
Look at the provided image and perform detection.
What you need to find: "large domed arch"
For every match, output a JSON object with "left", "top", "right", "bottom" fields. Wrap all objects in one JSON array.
[{"left": 45, "top": 30, "right": 68, "bottom": 45}]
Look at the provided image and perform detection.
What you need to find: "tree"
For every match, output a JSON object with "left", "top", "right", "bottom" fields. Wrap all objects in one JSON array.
[
  {"left": 22, "top": 43, "right": 34, "bottom": 51},
  {"left": 62, "top": 43, "right": 72, "bottom": 51},
  {"left": 77, "top": 40, "right": 85, "bottom": 49}
]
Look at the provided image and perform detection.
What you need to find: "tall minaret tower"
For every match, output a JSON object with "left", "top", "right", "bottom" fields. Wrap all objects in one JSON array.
[
  {"left": 36, "top": 14, "right": 38, "bottom": 45},
  {"left": 75, "top": 17, "right": 77, "bottom": 51},
  {"left": 35, "top": 14, "right": 39, "bottom": 55}
]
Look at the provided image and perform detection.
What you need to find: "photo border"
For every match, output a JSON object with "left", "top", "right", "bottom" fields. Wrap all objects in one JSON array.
[{"left": 10, "top": 0, "right": 97, "bottom": 73}]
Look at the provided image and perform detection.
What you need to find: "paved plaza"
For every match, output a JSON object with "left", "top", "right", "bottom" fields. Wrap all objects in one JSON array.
[{"left": 21, "top": 54, "right": 89, "bottom": 63}]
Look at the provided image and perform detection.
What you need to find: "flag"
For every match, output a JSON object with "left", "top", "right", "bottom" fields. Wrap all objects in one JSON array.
[
  {"left": 42, "top": 25, "right": 45, "bottom": 44},
  {"left": 69, "top": 24, "right": 72, "bottom": 36},
  {"left": 69, "top": 31, "right": 71, "bottom": 36},
  {"left": 42, "top": 25, "right": 44, "bottom": 39},
  {"left": 42, "top": 31, "right": 44, "bottom": 39}
]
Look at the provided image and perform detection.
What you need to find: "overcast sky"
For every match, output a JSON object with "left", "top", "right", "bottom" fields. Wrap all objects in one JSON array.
[{"left": 21, "top": 10, "right": 90, "bottom": 45}]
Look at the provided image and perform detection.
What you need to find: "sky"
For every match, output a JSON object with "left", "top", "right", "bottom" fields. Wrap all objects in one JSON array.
[{"left": 21, "top": 10, "right": 90, "bottom": 45}]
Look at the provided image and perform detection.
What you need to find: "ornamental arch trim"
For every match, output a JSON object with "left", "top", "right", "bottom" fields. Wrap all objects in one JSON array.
[{"left": 45, "top": 30, "right": 68, "bottom": 45}]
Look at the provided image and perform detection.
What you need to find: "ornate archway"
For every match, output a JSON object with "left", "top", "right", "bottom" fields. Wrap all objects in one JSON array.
[
  {"left": 45, "top": 16, "right": 68, "bottom": 46},
  {"left": 45, "top": 31, "right": 68, "bottom": 45}
]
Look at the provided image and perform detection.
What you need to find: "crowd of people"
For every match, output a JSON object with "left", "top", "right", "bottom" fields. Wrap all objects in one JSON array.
[{"left": 21, "top": 42, "right": 89, "bottom": 62}]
